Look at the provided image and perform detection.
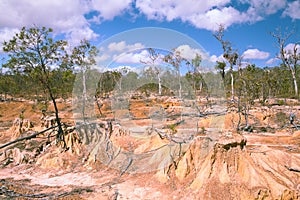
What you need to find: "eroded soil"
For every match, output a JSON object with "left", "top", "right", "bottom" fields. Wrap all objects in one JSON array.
[{"left": 0, "top": 98, "right": 299, "bottom": 199}]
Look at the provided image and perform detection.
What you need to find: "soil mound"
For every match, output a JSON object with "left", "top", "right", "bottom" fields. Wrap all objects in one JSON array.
[{"left": 157, "top": 133, "right": 299, "bottom": 199}]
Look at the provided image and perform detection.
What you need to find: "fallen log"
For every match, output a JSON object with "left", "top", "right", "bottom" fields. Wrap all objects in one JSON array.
[{"left": 0, "top": 125, "right": 58, "bottom": 150}]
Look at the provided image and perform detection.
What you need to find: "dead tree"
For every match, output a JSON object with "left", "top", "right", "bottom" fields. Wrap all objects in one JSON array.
[
  {"left": 213, "top": 25, "right": 238, "bottom": 100},
  {"left": 271, "top": 28, "right": 300, "bottom": 98}
]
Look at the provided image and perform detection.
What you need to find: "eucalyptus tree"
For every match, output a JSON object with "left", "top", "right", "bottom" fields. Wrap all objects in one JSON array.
[
  {"left": 2, "top": 26, "right": 70, "bottom": 145},
  {"left": 141, "top": 48, "right": 163, "bottom": 95},
  {"left": 71, "top": 39, "right": 98, "bottom": 121},
  {"left": 213, "top": 25, "right": 238, "bottom": 100},
  {"left": 271, "top": 28, "right": 300, "bottom": 98},
  {"left": 186, "top": 54, "right": 202, "bottom": 95},
  {"left": 215, "top": 61, "right": 226, "bottom": 83},
  {"left": 164, "top": 49, "right": 186, "bottom": 98}
]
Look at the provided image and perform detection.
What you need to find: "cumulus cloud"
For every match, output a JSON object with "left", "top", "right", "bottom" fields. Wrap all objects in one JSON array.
[
  {"left": 96, "top": 54, "right": 110, "bottom": 62},
  {"left": 210, "top": 54, "right": 226, "bottom": 62},
  {"left": 175, "top": 45, "right": 208, "bottom": 60},
  {"left": 109, "top": 65, "right": 141, "bottom": 74},
  {"left": 240, "top": 0, "right": 286, "bottom": 15},
  {"left": 90, "top": 0, "right": 132, "bottom": 21},
  {"left": 266, "top": 57, "right": 279, "bottom": 65},
  {"left": 0, "top": 0, "right": 98, "bottom": 46},
  {"left": 283, "top": 1, "right": 300, "bottom": 19},
  {"left": 284, "top": 43, "right": 300, "bottom": 54},
  {"left": 108, "top": 41, "right": 145, "bottom": 52},
  {"left": 113, "top": 49, "right": 149, "bottom": 64},
  {"left": 134, "top": 0, "right": 291, "bottom": 31},
  {"left": 136, "top": 0, "right": 230, "bottom": 21},
  {"left": 242, "top": 49, "right": 270, "bottom": 59},
  {"left": 0, "top": 28, "right": 19, "bottom": 52},
  {"left": 0, "top": 0, "right": 294, "bottom": 46},
  {"left": 188, "top": 7, "right": 252, "bottom": 31},
  {"left": 136, "top": 0, "right": 268, "bottom": 31},
  {"left": 0, "top": 0, "right": 89, "bottom": 29}
]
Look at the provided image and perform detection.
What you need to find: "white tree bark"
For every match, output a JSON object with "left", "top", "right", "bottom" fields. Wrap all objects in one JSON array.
[
  {"left": 230, "top": 67, "right": 234, "bottom": 100},
  {"left": 158, "top": 75, "right": 162, "bottom": 95}
]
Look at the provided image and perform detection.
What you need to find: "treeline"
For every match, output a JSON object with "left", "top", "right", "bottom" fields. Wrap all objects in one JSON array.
[
  {"left": 0, "top": 64, "right": 297, "bottom": 102},
  {"left": 0, "top": 70, "right": 75, "bottom": 101}
]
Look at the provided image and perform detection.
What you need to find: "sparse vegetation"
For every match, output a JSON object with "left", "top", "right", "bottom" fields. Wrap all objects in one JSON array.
[{"left": 0, "top": 25, "right": 300, "bottom": 200}]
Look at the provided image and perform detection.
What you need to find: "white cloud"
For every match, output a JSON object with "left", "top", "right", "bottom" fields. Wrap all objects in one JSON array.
[
  {"left": 108, "top": 41, "right": 145, "bottom": 52},
  {"left": 242, "top": 48, "right": 270, "bottom": 59},
  {"left": 134, "top": 0, "right": 290, "bottom": 31},
  {"left": 0, "top": 0, "right": 98, "bottom": 46},
  {"left": 284, "top": 43, "right": 300, "bottom": 54},
  {"left": 96, "top": 54, "right": 110, "bottom": 62},
  {"left": 66, "top": 27, "right": 99, "bottom": 47},
  {"left": 265, "top": 43, "right": 300, "bottom": 65},
  {"left": 136, "top": 0, "right": 266, "bottom": 31},
  {"left": 175, "top": 45, "right": 208, "bottom": 60},
  {"left": 114, "top": 49, "right": 149, "bottom": 64},
  {"left": 136, "top": 0, "right": 231, "bottom": 21},
  {"left": 283, "top": 1, "right": 300, "bottom": 19},
  {"left": 91, "top": 0, "right": 132, "bottom": 21},
  {"left": 0, "top": 0, "right": 87, "bottom": 29},
  {"left": 108, "top": 41, "right": 127, "bottom": 52},
  {"left": 266, "top": 58, "right": 279, "bottom": 65},
  {"left": 109, "top": 65, "right": 141, "bottom": 74},
  {"left": 241, "top": 0, "right": 286, "bottom": 15},
  {"left": 0, "top": 28, "right": 19, "bottom": 52},
  {"left": 210, "top": 54, "right": 226, "bottom": 62},
  {"left": 187, "top": 7, "right": 251, "bottom": 31}
]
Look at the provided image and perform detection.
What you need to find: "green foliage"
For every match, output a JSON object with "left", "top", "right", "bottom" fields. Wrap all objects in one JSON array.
[
  {"left": 97, "top": 71, "right": 122, "bottom": 97},
  {"left": 168, "top": 123, "right": 177, "bottom": 134},
  {"left": 277, "top": 99, "right": 285, "bottom": 106},
  {"left": 2, "top": 26, "right": 76, "bottom": 144},
  {"left": 2, "top": 26, "right": 71, "bottom": 97},
  {"left": 136, "top": 83, "right": 173, "bottom": 96}
]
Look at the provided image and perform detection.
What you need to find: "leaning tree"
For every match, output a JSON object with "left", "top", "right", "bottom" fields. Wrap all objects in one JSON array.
[
  {"left": 2, "top": 26, "right": 71, "bottom": 145},
  {"left": 271, "top": 27, "right": 300, "bottom": 98}
]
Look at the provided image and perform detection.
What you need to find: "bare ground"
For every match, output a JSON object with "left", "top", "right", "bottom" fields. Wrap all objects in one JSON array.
[{"left": 0, "top": 99, "right": 299, "bottom": 199}]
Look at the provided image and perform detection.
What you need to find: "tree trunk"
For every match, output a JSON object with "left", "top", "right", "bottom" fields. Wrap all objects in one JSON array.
[
  {"left": 199, "top": 81, "right": 203, "bottom": 93},
  {"left": 82, "top": 68, "right": 87, "bottom": 122},
  {"left": 291, "top": 69, "right": 298, "bottom": 98},
  {"left": 230, "top": 67, "right": 234, "bottom": 100},
  {"left": 178, "top": 70, "right": 182, "bottom": 99},
  {"left": 46, "top": 84, "right": 65, "bottom": 146},
  {"left": 179, "top": 76, "right": 182, "bottom": 99},
  {"left": 237, "top": 91, "right": 241, "bottom": 131},
  {"left": 158, "top": 75, "right": 162, "bottom": 96}
]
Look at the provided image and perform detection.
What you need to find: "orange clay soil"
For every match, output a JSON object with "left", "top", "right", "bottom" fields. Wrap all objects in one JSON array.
[{"left": 0, "top": 98, "right": 299, "bottom": 199}]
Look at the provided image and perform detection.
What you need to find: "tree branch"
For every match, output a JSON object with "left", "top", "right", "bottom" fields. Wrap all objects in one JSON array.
[{"left": 0, "top": 125, "right": 58, "bottom": 149}]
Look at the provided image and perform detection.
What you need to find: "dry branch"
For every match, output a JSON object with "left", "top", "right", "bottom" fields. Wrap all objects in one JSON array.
[
  {"left": 285, "top": 165, "right": 300, "bottom": 173},
  {"left": 120, "top": 157, "right": 133, "bottom": 176},
  {"left": 0, "top": 125, "right": 58, "bottom": 150}
]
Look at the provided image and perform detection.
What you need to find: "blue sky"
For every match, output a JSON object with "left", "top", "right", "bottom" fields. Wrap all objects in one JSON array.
[{"left": 0, "top": 0, "right": 299, "bottom": 71}]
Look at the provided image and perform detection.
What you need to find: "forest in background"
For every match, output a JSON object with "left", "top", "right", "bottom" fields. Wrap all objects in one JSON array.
[{"left": 0, "top": 25, "right": 299, "bottom": 105}]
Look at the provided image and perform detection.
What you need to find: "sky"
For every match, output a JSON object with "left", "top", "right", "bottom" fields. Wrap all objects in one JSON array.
[{"left": 0, "top": 0, "right": 300, "bottom": 72}]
